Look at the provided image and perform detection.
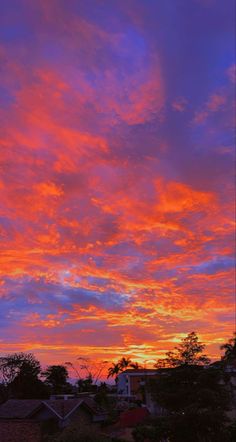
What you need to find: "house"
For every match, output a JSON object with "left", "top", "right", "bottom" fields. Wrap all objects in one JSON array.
[
  {"left": 0, "top": 398, "right": 107, "bottom": 442},
  {"left": 117, "top": 368, "right": 179, "bottom": 415},
  {"left": 117, "top": 369, "right": 157, "bottom": 402}
]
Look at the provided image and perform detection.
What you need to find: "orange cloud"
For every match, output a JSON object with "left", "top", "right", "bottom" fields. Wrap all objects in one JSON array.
[{"left": 0, "top": 0, "right": 234, "bottom": 370}]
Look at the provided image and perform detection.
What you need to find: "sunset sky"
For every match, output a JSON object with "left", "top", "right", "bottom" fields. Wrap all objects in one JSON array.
[{"left": 0, "top": 0, "right": 235, "bottom": 373}]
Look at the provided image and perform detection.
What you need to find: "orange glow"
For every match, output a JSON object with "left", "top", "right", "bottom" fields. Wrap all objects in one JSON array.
[{"left": 0, "top": 0, "right": 235, "bottom": 373}]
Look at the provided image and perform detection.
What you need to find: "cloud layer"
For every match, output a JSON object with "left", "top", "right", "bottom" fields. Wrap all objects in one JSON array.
[{"left": 0, "top": 0, "right": 235, "bottom": 369}]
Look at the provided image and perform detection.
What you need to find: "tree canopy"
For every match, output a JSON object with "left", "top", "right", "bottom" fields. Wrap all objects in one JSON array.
[
  {"left": 0, "top": 352, "right": 48, "bottom": 399},
  {"left": 155, "top": 331, "right": 210, "bottom": 368},
  {"left": 146, "top": 332, "right": 232, "bottom": 441},
  {"left": 0, "top": 352, "right": 41, "bottom": 385},
  {"left": 42, "top": 365, "right": 70, "bottom": 394},
  {"left": 221, "top": 333, "right": 236, "bottom": 363},
  {"left": 147, "top": 364, "right": 231, "bottom": 441},
  {"left": 107, "top": 357, "right": 140, "bottom": 380}
]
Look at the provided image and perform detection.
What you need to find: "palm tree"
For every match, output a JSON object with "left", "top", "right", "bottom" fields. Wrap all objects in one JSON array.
[
  {"left": 107, "top": 358, "right": 140, "bottom": 381},
  {"left": 129, "top": 362, "right": 141, "bottom": 369},
  {"left": 119, "top": 357, "right": 132, "bottom": 370},
  {"left": 107, "top": 363, "right": 121, "bottom": 381}
]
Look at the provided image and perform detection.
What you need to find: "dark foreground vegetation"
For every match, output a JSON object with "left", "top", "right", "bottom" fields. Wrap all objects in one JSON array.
[{"left": 0, "top": 332, "right": 235, "bottom": 442}]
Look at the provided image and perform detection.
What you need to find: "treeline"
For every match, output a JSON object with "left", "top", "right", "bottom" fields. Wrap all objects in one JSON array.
[
  {"left": 134, "top": 332, "right": 236, "bottom": 442},
  {"left": 107, "top": 331, "right": 236, "bottom": 375},
  {"left": 0, "top": 333, "right": 236, "bottom": 441},
  {"left": 0, "top": 332, "right": 235, "bottom": 402}
]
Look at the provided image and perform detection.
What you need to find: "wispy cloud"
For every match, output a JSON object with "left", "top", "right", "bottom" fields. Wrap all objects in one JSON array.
[{"left": 0, "top": 0, "right": 235, "bottom": 366}]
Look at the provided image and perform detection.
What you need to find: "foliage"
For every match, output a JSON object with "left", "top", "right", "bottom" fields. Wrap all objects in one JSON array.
[
  {"left": 221, "top": 333, "right": 236, "bottom": 362},
  {"left": 170, "top": 409, "right": 231, "bottom": 442},
  {"left": 66, "top": 358, "right": 108, "bottom": 385},
  {"left": 133, "top": 417, "right": 171, "bottom": 441},
  {"left": 95, "top": 382, "right": 109, "bottom": 406},
  {"left": 42, "top": 365, "right": 71, "bottom": 394},
  {"left": 107, "top": 363, "right": 121, "bottom": 380},
  {"left": 148, "top": 364, "right": 230, "bottom": 441},
  {"left": 152, "top": 365, "right": 228, "bottom": 411},
  {"left": 147, "top": 333, "right": 234, "bottom": 441},
  {"left": 155, "top": 332, "right": 210, "bottom": 368},
  {"left": 0, "top": 352, "right": 41, "bottom": 384},
  {"left": 107, "top": 357, "right": 140, "bottom": 380},
  {"left": 77, "top": 374, "right": 96, "bottom": 392},
  {"left": 119, "top": 357, "right": 132, "bottom": 369},
  {"left": 94, "top": 385, "right": 119, "bottom": 424},
  {"left": 0, "top": 352, "right": 49, "bottom": 399},
  {"left": 227, "top": 419, "right": 236, "bottom": 441},
  {"left": 9, "top": 371, "right": 49, "bottom": 399}
]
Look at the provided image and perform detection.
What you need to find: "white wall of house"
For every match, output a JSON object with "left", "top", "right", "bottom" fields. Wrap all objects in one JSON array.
[
  {"left": 117, "top": 371, "right": 157, "bottom": 397},
  {"left": 117, "top": 373, "right": 128, "bottom": 395}
]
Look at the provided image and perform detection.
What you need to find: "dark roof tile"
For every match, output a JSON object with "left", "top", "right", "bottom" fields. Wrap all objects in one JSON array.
[
  {"left": 0, "top": 400, "right": 42, "bottom": 419},
  {"left": 0, "top": 398, "right": 105, "bottom": 421},
  {"left": 43, "top": 399, "right": 83, "bottom": 419}
]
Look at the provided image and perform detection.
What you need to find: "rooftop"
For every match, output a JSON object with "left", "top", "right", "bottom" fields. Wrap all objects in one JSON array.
[
  {"left": 0, "top": 398, "right": 105, "bottom": 420},
  {"left": 0, "top": 400, "right": 42, "bottom": 419},
  {"left": 121, "top": 369, "right": 157, "bottom": 374}
]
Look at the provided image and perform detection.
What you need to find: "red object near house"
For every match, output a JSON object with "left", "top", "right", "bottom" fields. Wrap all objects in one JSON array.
[{"left": 119, "top": 407, "right": 149, "bottom": 428}]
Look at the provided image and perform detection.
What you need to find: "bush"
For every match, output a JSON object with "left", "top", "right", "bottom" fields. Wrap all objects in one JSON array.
[{"left": 132, "top": 419, "right": 170, "bottom": 442}]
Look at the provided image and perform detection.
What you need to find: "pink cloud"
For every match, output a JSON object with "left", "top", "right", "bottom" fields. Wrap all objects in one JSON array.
[{"left": 172, "top": 97, "right": 188, "bottom": 112}]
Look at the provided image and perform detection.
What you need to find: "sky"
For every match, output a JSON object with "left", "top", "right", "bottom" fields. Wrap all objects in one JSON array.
[{"left": 0, "top": 0, "right": 235, "bottom": 374}]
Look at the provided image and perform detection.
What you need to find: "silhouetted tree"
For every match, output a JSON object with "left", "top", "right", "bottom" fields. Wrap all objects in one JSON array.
[
  {"left": 42, "top": 365, "right": 71, "bottom": 394},
  {"left": 155, "top": 332, "right": 210, "bottom": 368},
  {"left": 119, "top": 357, "right": 132, "bottom": 369},
  {"left": 0, "top": 352, "right": 48, "bottom": 399},
  {"left": 94, "top": 382, "right": 109, "bottom": 408},
  {"left": 146, "top": 364, "right": 231, "bottom": 441},
  {"left": 221, "top": 333, "right": 236, "bottom": 363},
  {"left": 0, "top": 352, "right": 41, "bottom": 384},
  {"left": 107, "top": 363, "right": 121, "bottom": 381},
  {"left": 77, "top": 375, "right": 95, "bottom": 393},
  {"left": 130, "top": 361, "right": 140, "bottom": 369},
  {"left": 147, "top": 333, "right": 231, "bottom": 441},
  {"left": 107, "top": 357, "right": 141, "bottom": 381},
  {"left": 227, "top": 419, "right": 236, "bottom": 441},
  {"left": 10, "top": 371, "right": 49, "bottom": 399},
  {"left": 133, "top": 417, "right": 171, "bottom": 442}
]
